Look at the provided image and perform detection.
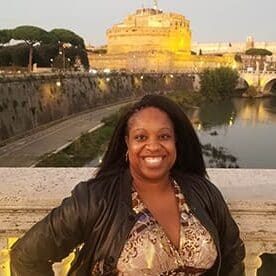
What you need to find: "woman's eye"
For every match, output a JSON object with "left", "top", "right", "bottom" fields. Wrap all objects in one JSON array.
[
  {"left": 134, "top": 135, "right": 146, "bottom": 141},
  {"left": 159, "top": 134, "right": 171, "bottom": 140}
]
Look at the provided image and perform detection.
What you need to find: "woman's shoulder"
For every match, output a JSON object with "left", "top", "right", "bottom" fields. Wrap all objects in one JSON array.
[
  {"left": 72, "top": 170, "right": 123, "bottom": 200},
  {"left": 172, "top": 170, "right": 225, "bottom": 201}
]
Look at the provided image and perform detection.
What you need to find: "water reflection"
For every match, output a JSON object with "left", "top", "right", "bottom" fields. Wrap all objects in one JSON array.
[
  {"left": 233, "top": 98, "right": 276, "bottom": 126},
  {"left": 189, "top": 97, "right": 276, "bottom": 169}
]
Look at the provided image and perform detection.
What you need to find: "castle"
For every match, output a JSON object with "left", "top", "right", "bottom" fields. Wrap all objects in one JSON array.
[{"left": 88, "top": 2, "right": 237, "bottom": 72}]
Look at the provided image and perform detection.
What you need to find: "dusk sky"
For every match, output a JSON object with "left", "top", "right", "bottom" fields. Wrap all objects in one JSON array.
[{"left": 1, "top": 0, "right": 275, "bottom": 46}]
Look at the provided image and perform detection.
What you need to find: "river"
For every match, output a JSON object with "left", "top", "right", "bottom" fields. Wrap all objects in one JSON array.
[
  {"left": 187, "top": 97, "right": 276, "bottom": 169},
  {"left": 186, "top": 96, "right": 276, "bottom": 275}
]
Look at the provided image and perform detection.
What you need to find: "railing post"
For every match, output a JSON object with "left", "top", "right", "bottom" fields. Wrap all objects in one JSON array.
[
  {"left": 244, "top": 249, "right": 262, "bottom": 276},
  {"left": 0, "top": 238, "right": 10, "bottom": 276}
]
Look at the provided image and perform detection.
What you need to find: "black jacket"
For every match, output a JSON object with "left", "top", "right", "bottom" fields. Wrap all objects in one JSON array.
[{"left": 10, "top": 169, "right": 245, "bottom": 276}]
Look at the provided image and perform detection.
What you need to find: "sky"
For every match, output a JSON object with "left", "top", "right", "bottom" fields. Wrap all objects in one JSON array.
[{"left": 1, "top": 0, "right": 275, "bottom": 46}]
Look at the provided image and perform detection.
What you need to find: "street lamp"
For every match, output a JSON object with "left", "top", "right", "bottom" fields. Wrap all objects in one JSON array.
[
  {"left": 58, "top": 41, "right": 72, "bottom": 71},
  {"left": 50, "top": 58, "right": 53, "bottom": 71}
]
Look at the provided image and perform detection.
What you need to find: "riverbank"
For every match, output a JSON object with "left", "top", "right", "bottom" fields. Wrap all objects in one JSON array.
[
  {"left": 0, "top": 72, "right": 193, "bottom": 142},
  {"left": 35, "top": 90, "right": 239, "bottom": 168}
]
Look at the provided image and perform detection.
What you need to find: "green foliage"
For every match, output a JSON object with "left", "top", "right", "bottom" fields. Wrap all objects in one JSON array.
[
  {"left": 66, "top": 46, "right": 89, "bottom": 70},
  {"left": 11, "top": 44, "right": 29, "bottom": 66},
  {"left": 245, "top": 48, "right": 272, "bottom": 56},
  {"left": 0, "top": 29, "right": 12, "bottom": 44},
  {"left": 36, "top": 105, "right": 132, "bottom": 167},
  {"left": 234, "top": 54, "right": 242, "bottom": 63},
  {"left": 0, "top": 46, "right": 12, "bottom": 66},
  {"left": 167, "top": 90, "right": 202, "bottom": 107},
  {"left": 36, "top": 125, "right": 115, "bottom": 167},
  {"left": 49, "top": 29, "right": 88, "bottom": 69},
  {"left": 12, "top": 25, "right": 54, "bottom": 45},
  {"left": 199, "top": 67, "right": 239, "bottom": 102},
  {"left": 0, "top": 43, "right": 29, "bottom": 66},
  {"left": 33, "top": 44, "right": 59, "bottom": 67},
  {"left": 11, "top": 25, "right": 55, "bottom": 71},
  {"left": 0, "top": 26, "right": 88, "bottom": 70},
  {"left": 50, "top": 29, "right": 85, "bottom": 48}
]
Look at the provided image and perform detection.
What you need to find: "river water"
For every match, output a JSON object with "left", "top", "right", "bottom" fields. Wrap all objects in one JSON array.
[
  {"left": 189, "top": 97, "right": 276, "bottom": 274},
  {"left": 187, "top": 97, "right": 276, "bottom": 169}
]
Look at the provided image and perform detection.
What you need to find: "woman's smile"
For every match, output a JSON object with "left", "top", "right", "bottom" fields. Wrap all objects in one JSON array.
[{"left": 143, "top": 156, "right": 164, "bottom": 167}]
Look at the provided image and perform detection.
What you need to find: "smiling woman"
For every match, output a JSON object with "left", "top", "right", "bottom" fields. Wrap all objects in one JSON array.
[
  {"left": 125, "top": 107, "right": 177, "bottom": 183},
  {"left": 10, "top": 95, "right": 245, "bottom": 276}
]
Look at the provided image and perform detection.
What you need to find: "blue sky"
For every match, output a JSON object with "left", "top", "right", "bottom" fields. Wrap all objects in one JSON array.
[{"left": 1, "top": 0, "right": 275, "bottom": 45}]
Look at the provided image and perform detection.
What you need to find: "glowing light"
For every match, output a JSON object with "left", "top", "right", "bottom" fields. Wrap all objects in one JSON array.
[
  {"left": 56, "top": 81, "right": 61, "bottom": 87},
  {"left": 103, "top": 68, "right": 111, "bottom": 74},
  {"left": 106, "top": 77, "right": 110, "bottom": 82},
  {"left": 197, "top": 123, "right": 202, "bottom": 131},
  {"left": 140, "top": 75, "right": 144, "bottom": 80},
  {"left": 170, "top": 74, "right": 174, "bottom": 78},
  {"left": 89, "top": 69, "right": 97, "bottom": 74}
]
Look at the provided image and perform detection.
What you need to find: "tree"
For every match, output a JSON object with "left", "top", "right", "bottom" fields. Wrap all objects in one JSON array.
[
  {"left": 234, "top": 54, "right": 242, "bottom": 63},
  {"left": 245, "top": 48, "right": 272, "bottom": 71},
  {"left": 49, "top": 29, "right": 85, "bottom": 48},
  {"left": 245, "top": 48, "right": 272, "bottom": 56},
  {"left": 200, "top": 67, "right": 239, "bottom": 102},
  {"left": 0, "top": 29, "right": 12, "bottom": 45},
  {"left": 12, "top": 26, "right": 55, "bottom": 71},
  {"left": 49, "top": 28, "right": 88, "bottom": 70},
  {"left": 0, "top": 47, "right": 12, "bottom": 66}
]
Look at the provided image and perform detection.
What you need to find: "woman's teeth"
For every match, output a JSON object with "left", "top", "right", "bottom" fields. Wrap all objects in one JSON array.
[{"left": 144, "top": 157, "right": 163, "bottom": 164}]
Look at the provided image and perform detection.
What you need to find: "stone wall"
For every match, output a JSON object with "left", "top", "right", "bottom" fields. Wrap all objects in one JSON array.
[
  {"left": 89, "top": 51, "right": 237, "bottom": 72},
  {"left": 0, "top": 72, "right": 193, "bottom": 142}
]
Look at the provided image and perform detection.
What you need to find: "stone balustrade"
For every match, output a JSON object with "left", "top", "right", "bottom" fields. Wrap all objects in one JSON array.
[{"left": 0, "top": 168, "right": 275, "bottom": 275}]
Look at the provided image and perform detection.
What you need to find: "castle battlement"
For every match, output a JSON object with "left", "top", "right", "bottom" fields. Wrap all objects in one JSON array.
[{"left": 106, "top": 7, "right": 191, "bottom": 55}]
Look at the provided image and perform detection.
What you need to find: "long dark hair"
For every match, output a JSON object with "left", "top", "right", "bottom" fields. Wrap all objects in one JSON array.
[{"left": 96, "top": 95, "right": 207, "bottom": 178}]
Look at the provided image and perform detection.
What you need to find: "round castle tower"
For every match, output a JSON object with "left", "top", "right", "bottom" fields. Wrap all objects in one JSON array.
[{"left": 106, "top": 6, "right": 191, "bottom": 55}]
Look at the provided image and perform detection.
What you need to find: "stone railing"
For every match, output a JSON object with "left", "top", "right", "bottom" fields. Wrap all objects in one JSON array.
[{"left": 0, "top": 168, "right": 275, "bottom": 276}]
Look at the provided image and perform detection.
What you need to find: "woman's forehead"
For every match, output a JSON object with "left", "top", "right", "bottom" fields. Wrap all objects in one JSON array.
[{"left": 127, "top": 107, "right": 173, "bottom": 130}]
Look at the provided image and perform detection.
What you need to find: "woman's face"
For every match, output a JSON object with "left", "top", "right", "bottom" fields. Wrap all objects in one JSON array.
[{"left": 125, "top": 107, "right": 177, "bottom": 182}]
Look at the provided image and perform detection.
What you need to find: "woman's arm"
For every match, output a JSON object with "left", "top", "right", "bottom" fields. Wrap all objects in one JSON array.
[{"left": 10, "top": 181, "right": 91, "bottom": 276}]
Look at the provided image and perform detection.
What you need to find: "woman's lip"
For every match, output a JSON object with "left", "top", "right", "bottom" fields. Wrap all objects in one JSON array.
[{"left": 141, "top": 155, "right": 165, "bottom": 158}]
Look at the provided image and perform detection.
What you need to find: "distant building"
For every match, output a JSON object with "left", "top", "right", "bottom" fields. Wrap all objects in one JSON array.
[
  {"left": 88, "top": 3, "right": 236, "bottom": 72},
  {"left": 192, "top": 36, "right": 276, "bottom": 55}
]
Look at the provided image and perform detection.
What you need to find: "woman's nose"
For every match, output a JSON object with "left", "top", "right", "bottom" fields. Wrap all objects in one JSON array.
[{"left": 145, "top": 141, "right": 161, "bottom": 151}]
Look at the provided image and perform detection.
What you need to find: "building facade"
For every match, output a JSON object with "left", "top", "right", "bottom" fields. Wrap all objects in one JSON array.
[{"left": 88, "top": 6, "right": 237, "bottom": 72}]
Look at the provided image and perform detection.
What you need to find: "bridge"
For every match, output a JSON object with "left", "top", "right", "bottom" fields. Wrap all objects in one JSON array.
[
  {"left": 0, "top": 168, "right": 275, "bottom": 275},
  {"left": 239, "top": 70, "right": 276, "bottom": 93}
]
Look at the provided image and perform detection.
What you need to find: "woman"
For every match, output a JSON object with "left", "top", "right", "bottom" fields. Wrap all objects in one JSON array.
[{"left": 10, "top": 95, "right": 245, "bottom": 275}]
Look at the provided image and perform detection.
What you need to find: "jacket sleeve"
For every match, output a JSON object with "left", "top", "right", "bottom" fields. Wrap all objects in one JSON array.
[
  {"left": 206, "top": 180, "right": 246, "bottom": 276},
  {"left": 10, "top": 181, "right": 91, "bottom": 276}
]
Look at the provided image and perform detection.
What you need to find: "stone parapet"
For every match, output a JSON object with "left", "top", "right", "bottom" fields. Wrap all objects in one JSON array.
[{"left": 0, "top": 168, "right": 275, "bottom": 275}]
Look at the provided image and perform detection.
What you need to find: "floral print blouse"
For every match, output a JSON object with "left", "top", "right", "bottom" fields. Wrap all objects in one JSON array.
[{"left": 116, "top": 180, "right": 217, "bottom": 275}]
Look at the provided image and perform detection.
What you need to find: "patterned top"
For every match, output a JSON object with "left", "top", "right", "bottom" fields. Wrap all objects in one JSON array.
[{"left": 116, "top": 180, "right": 217, "bottom": 275}]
